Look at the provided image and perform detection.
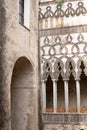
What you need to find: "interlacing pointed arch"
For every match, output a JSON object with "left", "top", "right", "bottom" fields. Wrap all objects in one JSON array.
[
  {"left": 42, "top": 60, "right": 53, "bottom": 80},
  {"left": 54, "top": 59, "right": 64, "bottom": 80},
  {"left": 65, "top": 58, "right": 76, "bottom": 80}
]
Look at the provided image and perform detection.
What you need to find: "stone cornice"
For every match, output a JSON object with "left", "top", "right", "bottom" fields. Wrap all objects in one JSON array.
[
  {"left": 39, "top": 25, "right": 87, "bottom": 37},
  {"left": 42, "top": 113, "right": 87, "bottom": 124}
]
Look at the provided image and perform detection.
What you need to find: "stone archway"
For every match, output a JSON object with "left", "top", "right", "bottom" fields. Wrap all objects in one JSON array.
[{"left": 11, "top": 57, "right": 34, "bottom": 130}]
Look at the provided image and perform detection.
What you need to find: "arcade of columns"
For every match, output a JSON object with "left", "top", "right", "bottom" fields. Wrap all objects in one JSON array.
[{"left": 39, "top": 0, "right": 87, "bottom": 114}]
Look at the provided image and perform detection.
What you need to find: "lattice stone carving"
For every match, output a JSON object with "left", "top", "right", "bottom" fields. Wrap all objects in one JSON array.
[
  {"left": 40, "top": 33, "right": 87, "bottom": 60},
  {"left": 84, "top": 44, "right": 87, "bottom": 53},
  {"left": 65, "top": 59, "right": 76, "bottom": 80},
  {"left": 66, "top": 34, "right": 72, "bottom": 43},
  {"left": 71, "top": 44, "right": 79, "bottom": 54},
  {"left": 65, "top": 3, "right": 75, "bottom": 17},
  {"left": 41, "top": 55, "right": 87, "bottom": 81},
  {"left": 76, "top": 2, "right": 87, "bottom": 16},
  {"left": 77, "top": 58, "right": 87, "bottom": 77},
  {"left": 60, "top": 44, "right": 68, "bottom": 55},
  {"left": 54, "top": 5, "right": 64, "bottom": 18},
  {"left": 77, "top": 33, "right": 84, "bottom": 42},
  {"left": 44, "top": 6, "right": 53, "bottom": 18},
  {"left": 77, "top": 58, "right": 83, "bottom": 80},
  {"left": 49, "top": 46, "right": 56, "bottom": 56},
  {"left": 44, "top": 36, "right": 50, "bottom": 45},
  {"left": 42, "top": 61, "right": 53, "bottom": 80},
  {"left": 54, "top": 59, "right": 64, "bottom": 80},
  {"left": 39, "top": 2, "right": 87, "bottom": 19},
  {"left": 55, "top": 35, "right": 61, "bottom": 44}
]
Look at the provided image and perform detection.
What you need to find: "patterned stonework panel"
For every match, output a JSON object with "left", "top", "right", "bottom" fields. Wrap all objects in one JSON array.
[
  {"left": 40, "top": 31, "right": 87, "bottom": 80},
  {"left": 40, "top": 33, "right": 87, "bottom": 59},
  {"left": 39, "top": 0, "right": 87, "bottom": 29},
  {"left": 41, "top": 56, "right": 87, "bottom": 80}
]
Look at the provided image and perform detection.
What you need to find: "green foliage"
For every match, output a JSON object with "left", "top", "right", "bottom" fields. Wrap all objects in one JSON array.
[{"left": 55, "top": 0, "right": 64, "bottom": 6}]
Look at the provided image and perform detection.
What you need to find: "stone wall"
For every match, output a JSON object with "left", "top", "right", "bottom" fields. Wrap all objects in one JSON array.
[{"left": 0, "top": 0, "right": 39, "bottom": 130}]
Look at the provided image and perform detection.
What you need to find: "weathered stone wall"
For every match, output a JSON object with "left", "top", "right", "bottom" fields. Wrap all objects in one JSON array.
[{"left": 0, "top": 0, "right": 39, "bottom": 130}]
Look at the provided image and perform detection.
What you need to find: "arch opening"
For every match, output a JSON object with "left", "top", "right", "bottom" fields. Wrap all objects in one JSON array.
[
  {"left": 69, "top": 73, "right": 77, "bottom": 113},
  {"left": 46, "top": 75, "right": 53, "bottom": 112},
  {"left": 57, "top": 75, "right": 64, "bottom": 113},
  {"left": 11, "top": 57, "right": 34, "bottom": 130},
  {"left": 80, "top": 61, "right": 87, "bottom": 113}
]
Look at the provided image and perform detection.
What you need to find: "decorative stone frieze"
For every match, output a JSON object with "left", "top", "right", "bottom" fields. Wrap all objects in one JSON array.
[
  {"left": 39, "top": 2, "right": 87, "bottom": 19},
  {"left": 39, "top": 0, "right": 87, "bottom": 127}
]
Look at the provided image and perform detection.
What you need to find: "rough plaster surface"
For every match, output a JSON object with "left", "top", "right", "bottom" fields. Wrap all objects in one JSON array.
[{"left": 0, "top": 0, "right": 39, "bottom": 130}]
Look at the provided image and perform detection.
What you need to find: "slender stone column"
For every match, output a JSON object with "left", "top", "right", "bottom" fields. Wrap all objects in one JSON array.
[
  {"left": 41, "top": 80, "right": 46, "bottom": 112},
  {"left": 76, "top": 80, "right": 80, "bottom": 113},
  {"left": 64, "top": 80, "right": 69, "bottom": 113},
  {"left": 52, "top": 79, "right": 57, "bottom": 113}
]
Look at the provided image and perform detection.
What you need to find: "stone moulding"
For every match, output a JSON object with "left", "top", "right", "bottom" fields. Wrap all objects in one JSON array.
[
  {"left": 42, "top": 113, "right": 87, "bottom": 124},
  {"left": 39, "top": 25, "right": 87, "bottom": 37}
]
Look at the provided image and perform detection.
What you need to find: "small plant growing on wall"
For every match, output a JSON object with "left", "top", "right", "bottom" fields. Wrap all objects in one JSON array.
[{"left": 55, "top": 0, "right": 64, "bottom": 6}]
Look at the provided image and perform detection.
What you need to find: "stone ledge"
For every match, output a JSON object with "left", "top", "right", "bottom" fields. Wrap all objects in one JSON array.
[
  {"left": 39, "top": 25, "right": 87, "bottom": 37},
  {"left": 42, "top": 113, "right": 87, "bottom": 124}
]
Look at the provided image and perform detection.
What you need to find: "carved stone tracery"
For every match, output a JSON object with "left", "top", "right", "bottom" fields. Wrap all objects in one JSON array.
[
  {"left": 76, "top": 2, "right": 87, "bottom": 16},
  {"left": 39, "top": 2, "right": 87, "bottom": 19},
  {"left": 65, "top": 59, "right": 76, "bottom": 80},
  {"left": 41, "top": 56, "right": 87, "bottom": 81},
  {"left": 41, "top": 33, "right": 87, "bottom": 60},
  {"left": 42, "top": 61, "right": 53, "bottom": 80},
  {"left": 54, "top": 59, "right": 64, "bottom": 80},
  {"left": 54, "top": 5, "right": 64, "bottom": 17},
  {"left": 65, "top": 3, "right": 75, "bottom": 17},
  {"left": 44, "top": 6, "right": 54, "bottom": 18},
  {"left": 77, "top": 58, "right": 83, "bottom": 79}
]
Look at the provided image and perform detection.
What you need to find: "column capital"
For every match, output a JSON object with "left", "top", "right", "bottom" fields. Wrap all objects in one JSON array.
[
  {"left": 63, "top": 79, "right": 69, "bottom": 82},
  {"left": 52, "top": 79, "right": 57, "bottom": 82},
  {"left": 75, "top": 78, "right": 80, "bottom": 81},
  {"left": 41, "top": 80, "right": 46, "bottom": 83}
]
